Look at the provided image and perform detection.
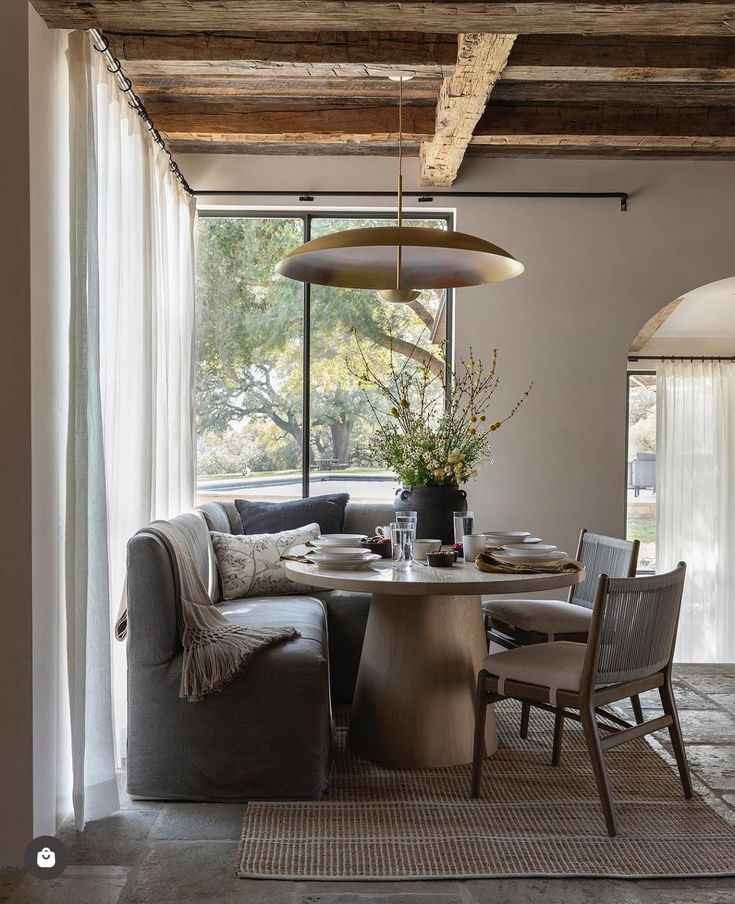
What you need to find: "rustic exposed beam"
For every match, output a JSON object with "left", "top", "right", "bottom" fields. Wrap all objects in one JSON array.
[
  {"left": 507, "top": 35, "right": 735, "bottom": 71},
  {"left": 155, "top": 106, "right": 433, "bottom": 143},
  {"left": 420, "top": 33, "right": 516, "bottom": 187},
  {"left": 121, "top": 59, "right": 450, "bottom": 80},
  {"left": 136, "top": 76, "right": 440, "bottom": 103},
  {"left": 28, "top": 2, "right": 735, "bottom": 36},
  {"left": 109, "top": 31, "right": 458, "bottom": 66},
  {"left": 476, "top": 103, "right": 735, "bottom": 137},
  {"left": 493, "top": 81, "right": 735, "bottom": 106},
  {"left": 169, "top": 140, "right": 408, "bottom": 156},
  {"left": 630, "top": 299, "right": 684, "bottom": 351}
]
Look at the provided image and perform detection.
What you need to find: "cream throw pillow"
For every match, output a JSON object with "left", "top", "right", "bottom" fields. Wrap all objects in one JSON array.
[{"left": 210, "top": 523, "right": 320, "bottom": 601}]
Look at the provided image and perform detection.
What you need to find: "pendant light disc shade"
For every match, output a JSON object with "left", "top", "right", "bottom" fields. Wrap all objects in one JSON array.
[{"left": 275, "top": 225, "right": 524, "bottom": 290}]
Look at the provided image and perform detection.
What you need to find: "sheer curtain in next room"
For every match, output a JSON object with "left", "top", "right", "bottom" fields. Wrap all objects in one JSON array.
[
  {"left": 657, "top": 360, "right": 735, "bottom": 663},
  {"left": 66, "top": 31, "right": 197, "bottom": 827}
]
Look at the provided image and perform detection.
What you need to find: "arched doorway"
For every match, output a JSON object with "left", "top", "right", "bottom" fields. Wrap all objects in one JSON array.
[{"left": 625, "top": 278, "right": 735, "bottom": 661}]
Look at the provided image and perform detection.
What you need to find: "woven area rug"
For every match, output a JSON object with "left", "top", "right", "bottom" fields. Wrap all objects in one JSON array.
[{"left": 237, "top": 703, "right": 735, "bottom": 880}]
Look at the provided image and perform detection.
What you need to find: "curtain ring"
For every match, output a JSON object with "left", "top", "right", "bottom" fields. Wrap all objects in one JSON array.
[{"left": 106, "top": 58, "right": 122, "bottom": 75}]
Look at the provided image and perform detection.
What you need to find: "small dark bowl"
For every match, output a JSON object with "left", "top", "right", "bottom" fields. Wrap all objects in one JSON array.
[
  {"left": 361, "top": 539, "right": 392, "bottom": 559},
  {"left": 427, "top": 550, "right": 455, "bottom": 568}
]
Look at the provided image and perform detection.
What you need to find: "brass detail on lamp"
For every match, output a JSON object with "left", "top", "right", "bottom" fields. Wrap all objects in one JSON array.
[{"left": 275, "top": 75, "right": 524, "bottom": 298}]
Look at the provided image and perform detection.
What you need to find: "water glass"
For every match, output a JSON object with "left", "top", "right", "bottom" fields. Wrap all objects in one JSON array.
[
  {"left": 453, "top": 510, "right": 474, "bottom": 545},
  {"left": 391, "top": 521, "right": 416, "bottom": 571}
]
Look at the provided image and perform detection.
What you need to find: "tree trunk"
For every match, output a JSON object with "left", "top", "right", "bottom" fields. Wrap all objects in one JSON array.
[{"left": 330, "top": 422, "right": 351, "bottom": 463}]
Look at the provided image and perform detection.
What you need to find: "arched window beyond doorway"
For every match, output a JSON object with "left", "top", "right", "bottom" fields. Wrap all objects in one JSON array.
[{"left": 626, "top": 278, "right": 735, "bottom": 662}]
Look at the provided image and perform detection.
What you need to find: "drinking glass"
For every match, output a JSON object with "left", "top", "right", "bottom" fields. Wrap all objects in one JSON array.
[
  {"left": 454, "top": 510, "right": 474, "bottom": 545},
  {"left": 391, "top": 521, "right": 416, "bottom": 571}
]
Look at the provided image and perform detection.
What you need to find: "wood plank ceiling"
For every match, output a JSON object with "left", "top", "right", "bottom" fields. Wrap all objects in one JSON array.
[{"left": 30, "top": 1, "right": 735, "bottom": 186}]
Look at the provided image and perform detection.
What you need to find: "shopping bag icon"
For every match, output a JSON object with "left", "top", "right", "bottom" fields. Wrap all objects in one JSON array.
[{"left": 36, "top": 848, "right": 55, "bottom": 869}]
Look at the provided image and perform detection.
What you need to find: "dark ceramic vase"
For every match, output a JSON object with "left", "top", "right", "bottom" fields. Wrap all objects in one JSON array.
[{"left": 394, "top": 485, "right": 468, "bottom": 545}]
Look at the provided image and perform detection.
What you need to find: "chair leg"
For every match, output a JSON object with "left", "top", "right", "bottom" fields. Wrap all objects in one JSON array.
[
  {"left": 471, "top": 673, "right": 489, "bottom": 798},
  {"left": 631, "top": 694, "right": 644, "bottom": 725},
  {"left": 581, "top": 703, "right": 618, "bottom": 837},
  {"left": 551, "top": 708, "right": 565, "bottom": 767},
  {"left": 519, "top": 701, "right": 531, "bottom": 739},
  {"left": 660, "top": 674, "right": 693, "bottom": 799}
]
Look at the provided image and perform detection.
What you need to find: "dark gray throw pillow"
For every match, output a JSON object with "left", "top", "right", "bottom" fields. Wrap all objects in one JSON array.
[{"left": 235, "top": 494, "right": 349, "bottom": 535}]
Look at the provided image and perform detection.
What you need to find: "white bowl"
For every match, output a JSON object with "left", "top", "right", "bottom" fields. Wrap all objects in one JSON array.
[
  {"left": 494, "top": 549, "right": 568, "bottom": 565},
  {"left": 313, "top": 534, "right": 367, "bottom": 547}
]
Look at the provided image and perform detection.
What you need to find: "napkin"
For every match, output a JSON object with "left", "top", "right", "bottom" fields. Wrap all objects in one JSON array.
[
  {"left": 280, "top": 553, "right": 314, "bottom": 565},
  {"left": 474, "top": 552, "right": 582, "bottom": 575}
]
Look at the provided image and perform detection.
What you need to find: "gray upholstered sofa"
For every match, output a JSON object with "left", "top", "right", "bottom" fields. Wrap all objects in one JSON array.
[{"left": 125, "top": 498, "right": 392, "bottom": 802}]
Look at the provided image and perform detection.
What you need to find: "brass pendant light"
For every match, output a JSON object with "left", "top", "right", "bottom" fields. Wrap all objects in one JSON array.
[{"left": 275, "top": 75, "right": 524, "bottom": 299}]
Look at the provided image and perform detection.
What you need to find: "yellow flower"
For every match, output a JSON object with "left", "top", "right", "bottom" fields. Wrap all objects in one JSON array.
[
  {"left": 469, "top": 415, "right": 477, "bottom": 423},
  {"left": 480, "top": 414, "right": 486, "bottom": 422},
  {"left": 399, "top": 398, "right": 410, "bottom": 409},
  {"left": 390, "top": 407, "right": 399, "bottom": 418},
  {"left": 490, "top": 421, "right": 501, "bottom": 431},
  {"left": 469, "top": 427, "right": 476, "bottom": 435}
]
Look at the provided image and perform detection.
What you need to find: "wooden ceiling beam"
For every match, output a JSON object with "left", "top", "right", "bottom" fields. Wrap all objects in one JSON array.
[
  {"left": 29, "top": 1, "right": 735, "bottom": 36},
  {"left": 630, "top": 299, "right": 684, "bottom": 351},
  {"left": 507, "top": 35, "right": 735, "bottom": 70},
  {"left": 109, "top": 31, "right": 458, "bottom": 66},
  {"left": 120, "top": 59, "right": 450, "bottom": 80},
  {"left": 465, "top": 102, "right": 735, "bottom": 155},
  {"left": 135, "top": 77, "right": 440, "bottom": 103},
  {"left": 420, "top": 33, "right": 516, "bottom": 187},
  {"left": 476, "top": 103, "right": 735, "bottom": 137},
  {"left": 155, "top": 106, "right": 434, "bottom": 143},
  {"left": 493, "top": 81, "right": 735, "bottom": 106}
]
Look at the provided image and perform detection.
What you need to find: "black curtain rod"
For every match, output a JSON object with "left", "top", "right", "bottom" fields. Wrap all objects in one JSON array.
[
  {"left": 88, "top": 29, "right": 193, "bottom": 197},
  {"left": 628, "top": 355, "right": 735, "bottom": 362},
  {"left": 194, "top": 189, "right": 629, "bottom": 211}
]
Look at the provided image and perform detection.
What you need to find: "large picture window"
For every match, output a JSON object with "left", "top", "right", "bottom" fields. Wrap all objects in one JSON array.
[{"left": 195, "top": 212, "right": 452, "bottom": 504}]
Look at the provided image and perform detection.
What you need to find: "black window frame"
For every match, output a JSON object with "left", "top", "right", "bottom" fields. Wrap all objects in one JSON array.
[{"left": 197, "top": 208, "right": 455, "bottom": 498}]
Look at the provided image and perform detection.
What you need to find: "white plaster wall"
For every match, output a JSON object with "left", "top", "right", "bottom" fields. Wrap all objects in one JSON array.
[
  {"left": 180, "top": 154, "right": 735, "bottom": 560},
  {"left": 28, "top": 7, "right": 71, "bottom": 838}
]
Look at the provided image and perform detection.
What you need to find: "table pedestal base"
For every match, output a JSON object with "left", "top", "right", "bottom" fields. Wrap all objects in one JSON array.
[{"left": 347, "top": 592, "right": 497, "bottom": 768}]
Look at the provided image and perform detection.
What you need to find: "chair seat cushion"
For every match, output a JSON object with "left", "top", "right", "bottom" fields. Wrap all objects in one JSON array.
[
  {"left": 483, "top": 598, "right": 592, "bottom": 637},
  {"left": 483, "top": 640, "right": 587, "bottom": 704}
]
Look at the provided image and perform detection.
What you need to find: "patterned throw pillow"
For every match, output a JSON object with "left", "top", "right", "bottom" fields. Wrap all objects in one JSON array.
[{"left": 210, "top": 523, "right": 321, "bottom": 601}]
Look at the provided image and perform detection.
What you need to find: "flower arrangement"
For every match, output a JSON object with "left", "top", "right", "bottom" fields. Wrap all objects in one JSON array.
[{"left": 350, "top": 337, "right": 531, "bottom": 489}]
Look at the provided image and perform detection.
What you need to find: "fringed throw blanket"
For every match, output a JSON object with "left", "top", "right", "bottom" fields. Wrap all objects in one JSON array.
[{"left": 115, "top": 520, "right": 299, "bottom": 701}]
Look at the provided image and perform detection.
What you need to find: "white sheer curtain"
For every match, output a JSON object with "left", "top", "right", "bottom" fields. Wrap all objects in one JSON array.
[
  {"left": 657, "top": 359, "right": 735, "bottom": 663},
  {"left": 66, "top": 31, "right": 197, "bottom": 827}
]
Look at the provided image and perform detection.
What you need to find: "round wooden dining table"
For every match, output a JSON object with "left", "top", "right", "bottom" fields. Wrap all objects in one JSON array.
[{"left": 284, "top": 556, "right": 585, "bottom": 769}]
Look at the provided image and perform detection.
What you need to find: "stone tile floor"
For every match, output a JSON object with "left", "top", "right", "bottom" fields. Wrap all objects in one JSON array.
[{"left": 2, "top": 665, "right": 734, "bottom": 904}]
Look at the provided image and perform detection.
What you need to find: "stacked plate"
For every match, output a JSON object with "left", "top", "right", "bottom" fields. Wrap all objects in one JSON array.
[
  {"left": 482, "top": 530, "right": 543, "bottom": 546},
  {"left": 492, "top": 543, "right": 569, "bottom": 567},
  {"left": 313, "top": 534, "right": 367, "bottom": 549},
  {"left": 308, "top": 545, "right": 381, "bottom": 571}
]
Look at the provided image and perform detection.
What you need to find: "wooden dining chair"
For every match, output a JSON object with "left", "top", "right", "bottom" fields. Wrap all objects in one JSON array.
[
  {"left": 483, "top": 530, "right": 640, "bottom": 736},
  {"left": 471, "top": 563, "right": 691, "bottom": 837}
]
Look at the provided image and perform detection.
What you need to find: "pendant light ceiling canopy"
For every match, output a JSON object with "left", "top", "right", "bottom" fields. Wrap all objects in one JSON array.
[{"left": 275, "top": 74, "right": 524, "bottom": 299}]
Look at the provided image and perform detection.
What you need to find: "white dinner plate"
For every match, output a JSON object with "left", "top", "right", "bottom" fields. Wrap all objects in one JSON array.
[
  {"left": 309, "top": 553, "right": 381, "bottom": 570},
  {"left": 482, "top": 531, "right": 531, "bottom": 545},
  {"left": 501, "top": 543, "right": 559, "bottom": 556},
  {"left": 309, "top": 546, "right": 375, "bottom": 558},
  {"left": 313, "top": 534, "right": 367, "bottom": 548},
  {"left": 493, "top": 549, "right": 569, "bottom": 566}
]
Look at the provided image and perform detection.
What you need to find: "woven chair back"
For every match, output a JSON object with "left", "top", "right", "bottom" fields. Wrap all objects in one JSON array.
[
  {"left": 571, "top": 532, "right": 639, "bottom": 609},
  {"left": 590, "top": 564, "right": 687, "bottom": 686}
]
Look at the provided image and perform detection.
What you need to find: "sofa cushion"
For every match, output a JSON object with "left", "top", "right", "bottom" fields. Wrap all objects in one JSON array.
[
  {"left": 483, "top": 598, "right": 592, "bottom": 638},
  {"left": 218, "top": 595, "right": 328, "bottom": 647},
  {"left": 236, "top": 494, "right": 349, "bottom": 535},
  {"left": 211, "top": 524, "right": 321, "bottom": 600}
]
